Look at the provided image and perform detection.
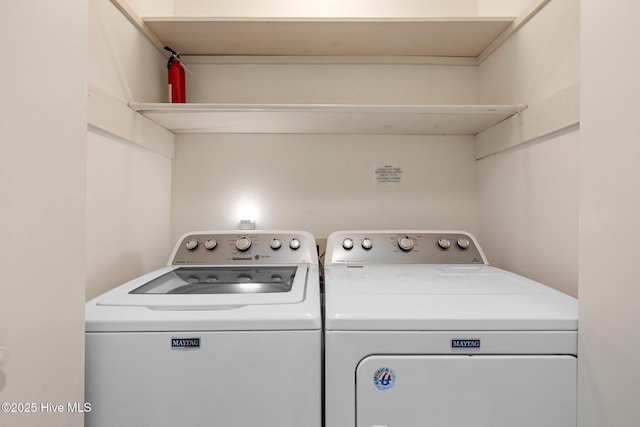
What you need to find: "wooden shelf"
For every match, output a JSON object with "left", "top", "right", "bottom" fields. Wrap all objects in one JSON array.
[
  {"left": 129, "top": 103, "right": 526, "bottom": 135},
  {"left": 129, "top": 16, "right": 526, "bottom": 134},
  {"left": 142, "top": 17, "right": 514, "bottom": 57}
]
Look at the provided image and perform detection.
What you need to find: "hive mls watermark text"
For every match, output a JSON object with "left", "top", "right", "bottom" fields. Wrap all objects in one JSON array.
[{"left": 1, "top": 402, "right": 91, "bottom": 413}]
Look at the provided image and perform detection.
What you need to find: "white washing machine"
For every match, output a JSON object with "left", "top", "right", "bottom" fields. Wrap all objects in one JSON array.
[
  {"left": 86, "top": 230, "right": 321, "bottom": 427},
  {"left": 324, "top": 230, "right": 578, "bottom": 427}
]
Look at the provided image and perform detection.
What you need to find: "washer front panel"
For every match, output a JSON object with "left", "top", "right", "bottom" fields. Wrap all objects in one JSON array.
[{"left": 171, "top": 231, "right": 316, "bottom": 265}]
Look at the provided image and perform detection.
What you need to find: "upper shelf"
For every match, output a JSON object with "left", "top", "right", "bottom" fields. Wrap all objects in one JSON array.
[
  {"left": 126, "top": 14, "right": 525, "bottom": 134},
  {"left": 142, "top": 17, "right": 515, "bottom": 57},
  {"left": 129, "top": 103, "right": 527, "bottom": 135}
]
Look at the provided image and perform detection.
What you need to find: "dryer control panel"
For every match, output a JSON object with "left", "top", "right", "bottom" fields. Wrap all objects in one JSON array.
[
  {"left": 326, "top": 231, "right": 487, "bottom": 265},
  {"left": 170, "top": 231, "right": 317, "bottom": 265}
]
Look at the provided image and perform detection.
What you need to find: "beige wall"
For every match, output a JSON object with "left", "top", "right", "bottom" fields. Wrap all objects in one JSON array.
[
  {"left": 477, "top": 0, "right": 580, "bottom": 297},
  {"left": 174, "top": 48, "right": 481, "bottom": 241},
  {"left": 86, "top": 131, "right": 172, "bottom": 300},
  {"left": 477, "top": 129, "right": 578, "bottom": 297},
  {"left": 9, "top": 1, "right": 640, "bottom": 426},
  {"left": 89, "top": 0, "right": 166, "bottom": 103},
  {"left": 477, "top": 0, "right": 532, "bottom": 16},
  {"left": 85, "top": 0, "right": 640, "bottom": 424},
  {"left": 185, "top": 62, "right": 479, "bottom": 105},
  {"left": 0, "top": 1, "right": 87, "bottom": 426},
  {"left": 479, "top": 0, "right": 579, "bottom": 105},
  {"left": 579, "top": 1, "right": 640, "bottom": 425},
  {"left": 86, "top": 0, "right": 173, "bottom": 299},
  {"left": 172, "top": 134, "right": 479, "bottom": 241}
]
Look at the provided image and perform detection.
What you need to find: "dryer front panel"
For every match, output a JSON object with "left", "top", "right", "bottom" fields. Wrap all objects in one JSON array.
[{"left": 356, "top": 355, "right": 576, "bottom": 427}]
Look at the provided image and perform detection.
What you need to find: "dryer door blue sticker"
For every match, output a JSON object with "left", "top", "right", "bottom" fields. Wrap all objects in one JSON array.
[{"left": 373, "top": 367, "right": 396, "bottom": 391}]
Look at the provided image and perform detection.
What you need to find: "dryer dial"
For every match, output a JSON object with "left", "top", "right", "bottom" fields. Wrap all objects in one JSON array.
[
  {"left": 204, "top": 239, "right": 217, "bottom": 250},
  {"left": 398, "top": 236, "right": 414, "bottom": 251},
  {"left": 457, "top": 237, "right": 470, "bottom": 249},
  {"left": 438, "top": 238, "right": 452, "bottom": 249},
  {"left": 361, "top": 238, "right": 373, "bottom": 250}
]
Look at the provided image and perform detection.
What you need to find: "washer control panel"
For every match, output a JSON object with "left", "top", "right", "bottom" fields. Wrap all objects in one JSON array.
[
  {"left": 170, "top": 231, "right": 316, "bottom": 265},
  {"left": 326, "top": 231, "right": 487, "bottom": 265}
]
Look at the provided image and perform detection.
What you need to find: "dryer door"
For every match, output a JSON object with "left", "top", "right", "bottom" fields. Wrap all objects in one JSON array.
[{"left": 356, "top": 355, "right": 576, "bottom": 427}]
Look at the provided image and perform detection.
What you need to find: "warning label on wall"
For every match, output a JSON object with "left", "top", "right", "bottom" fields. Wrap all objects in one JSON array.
[{"left": 373, "top": 163, "right": 403, "bottom": 185}]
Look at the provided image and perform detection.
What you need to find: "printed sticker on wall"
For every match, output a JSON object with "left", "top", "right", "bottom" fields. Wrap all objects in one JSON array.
[
  {"left": 373, "top": 367, "right": 396, "bottom": 391},
  {"left": 373, "top": 163, "right": 403, "bottom": 186}
]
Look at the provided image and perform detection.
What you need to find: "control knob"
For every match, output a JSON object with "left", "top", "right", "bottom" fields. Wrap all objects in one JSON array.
[
  {"left": 185, "top": 239, "right": 198, "bottom": 250},
  {"left": 270, "top": 239, "right": 282, "bottom": 250},
  {"left": 457, "top": 237, "right": 470, "bottom": 250},
  {"left": 204, "top": 239, "right": 217, "bottom": 250},
  {"left": 361, "top": 238, "right": 373, "bottom": 250},
  {"left": 289, "top": 239, "right": 301, "bottom": 250},
  {"left": 236, "top": 236, "right": 252, "bottom": 252},
  {"left": 438, "top": 238, "right": 451, "bottom": 249},
  {"left": 398, "top": 236, "right": 414, "bottom": 252},
  {"left": 342, "top": 238, "right": 354, "bottom": 250}
]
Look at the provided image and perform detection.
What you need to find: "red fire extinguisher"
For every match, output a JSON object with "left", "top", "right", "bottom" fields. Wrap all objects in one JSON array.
[{"left": 164, "top": 46, "right": 186, "bottom": 103}]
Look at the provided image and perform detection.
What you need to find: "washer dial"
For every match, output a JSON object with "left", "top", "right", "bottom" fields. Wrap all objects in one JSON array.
[
  {"left": 270, "top": 239, "right": 282, "bottom": 250},
  {"left": 204, "top": 239, "right": 217, "bottom": 250},
  {"left": 185, "top": 239, "right": 198, "bottom": 250},
  {"left": 235, "top": 236, "right": 252, "bottom": 252},
  {"left": 289, "top": 239, "right": 301, "bottom": 250}
]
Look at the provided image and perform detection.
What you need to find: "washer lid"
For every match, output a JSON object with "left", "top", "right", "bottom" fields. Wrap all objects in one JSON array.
[
  {"left": 95, "top": 265, "right": 307, "bottom": 309},
  {"left": 131, "top": 266, "right": 296, "bottom": 295},
  {"left": 86, "top": 264, "right": 321, "bottom": 332},
  {"left": 324, "top": 265, "right": 577, "bottom": 331}
]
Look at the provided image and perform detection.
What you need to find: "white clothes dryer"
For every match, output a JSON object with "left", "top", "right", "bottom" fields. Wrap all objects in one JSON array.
[
  {"left": 324, "top": 230, "right": 577, "bottom": 427},
  {"left": 86, "top": 230, "right": 321, "bottom": 427}
]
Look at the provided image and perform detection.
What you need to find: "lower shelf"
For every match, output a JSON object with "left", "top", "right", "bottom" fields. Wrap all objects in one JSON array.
[{"left": 129, "top": 102, "right": 527, "bottom": 135}]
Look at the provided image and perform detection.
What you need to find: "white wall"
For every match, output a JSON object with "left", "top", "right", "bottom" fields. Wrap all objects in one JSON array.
[
  {"left": 477, "top": 129, "right": 578, "bottom": 297},
  {"left": 186, "top": 63, "right": 478, "bottom": 105},
  {"left": 579, "top": 1, "right": 640, "bottom": 425},
  {"left": 479, "top": 0, "right": 579, "bottom": 105},
  {"left": 86, "top": 0, "right": 640, "bottom": 425},
  {"left": 86, "top": 131, "right": 172, "bottom": 299},
  {"left": 477, "top": 0, "right": 580, "bottom": 297},
  {"left": 174, "top": 51, "right": 480, "bottom": 241},
  {"left": 172, "top": 134, "right": 479, "bottom": 240},
  {"left": 0, "top": 2, "right": 87, "bottom": 426},
  {"left": 87, "top": 0, "right": 174, "bottom": 299},
  {"left": 125, "top": 0, "right": 174, "bottom": 16},
  {"left": 477, "top": 0, "right": 532, "bottom": 16},
  {"left": 89, "top": 0, "right": 166, "bottom": 103}
]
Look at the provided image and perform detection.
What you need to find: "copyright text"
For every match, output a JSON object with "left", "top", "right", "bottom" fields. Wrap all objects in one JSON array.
[{"left": 1, "top": 402, "right": 91, "bottom": 413}]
